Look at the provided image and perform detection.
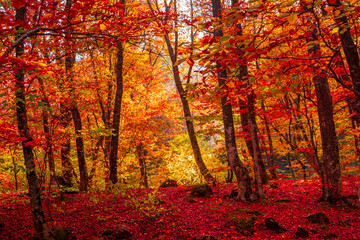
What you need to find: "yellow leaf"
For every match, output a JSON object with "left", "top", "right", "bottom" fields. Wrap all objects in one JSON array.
[
  {"left": 100, "top": 24, "right": 106, "bottom": 31},
  {"left": 288, "top": 14, "right": 298, "bottom": 24}
]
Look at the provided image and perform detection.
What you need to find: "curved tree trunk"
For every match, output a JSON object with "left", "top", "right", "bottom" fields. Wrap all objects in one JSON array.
[
  {"left": 14, "top": 6, "right": 50, "bottom": 240},
  {"left": 151, "top": 0, "right": 214, "bottom": 182}
]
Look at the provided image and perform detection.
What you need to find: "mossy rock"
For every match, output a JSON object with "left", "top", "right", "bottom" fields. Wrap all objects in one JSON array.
[
  {"left": 51, "top": 226, "right": 70, "bottom": 240},
  {"left": 193, "top": 236, "right": 219, "bottom": 240},
  {"left": 233, "top": 216, "right": 257, "bottom": 236},
  {"left": 296, "top": 227, "right": 309, "bottom": 238},
  {"left": 264, "top": 217, "right": 287, "bottom": 233},
  {"left": 184, "top": 196, "right": 196, "bottom": 203},
  {"left": 113, "top": 225, "right": 132, "bottom": 239},
  {"left": 306, "top": 212, "right": 329, "bottom": 225},
  {"left": 159, "top": 179, "right": 178, "bottom": 188},
  {"left": 275, "top": 199, "right": 292, "bottom": 203},
  {"left": 0, "top": 220, "right": 4, "bottom": 228},
  {"left": 190, "top": 184, "right": 213, "bottom": 198},
  {"left": 325, "top": 232, "right": 338, "bottom": 239}
]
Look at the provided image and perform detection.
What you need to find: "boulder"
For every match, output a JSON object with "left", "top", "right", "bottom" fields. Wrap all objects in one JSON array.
[
  {"left": 190, "top": 184, "right": 213, "bottom": 198},
  {"left": 159, "top": 180, "right": 178, "bottom": 188},
  {"left": 306, "top": 212, "right": 329, "bottom": 224},
  {"left": 264, "top": 217, "right": 287, "bottom": 233},
  {"left": 295, "top": 227, "right": 309, "bottom": 238},
  {"left": 51, "top": 226, "right": 70, "bottom": 240},
  {"left": 193, "top": 236, "right": 219, "bottom": 240},
  {"left": 233, "top": 216, "right": 257, "bottom": 236},
  {"left": 113, "top": 225, "right": 132, "bottom": 239}
]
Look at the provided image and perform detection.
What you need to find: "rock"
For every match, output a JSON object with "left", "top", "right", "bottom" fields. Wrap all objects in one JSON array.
[
  {"left": 306, "top": 212, "right": 329, "bottom": 224},
  {"left": 159, "top": 179, "right": 178, "bottom": 188},
  {"left": 113, "top": 225, "right": 132, "bottom": 239},
  {"left": 264, "top": 217, "right": 287, "bottom": 233},
  {"left": 190, "top": 184, "right": 213, "bottom": 198},
  {"left": 184, "top": 196, "right": 196, "bottom": 203},
  {"left": 274, "top": 199, "right": 291, "bottom": 203},
  {"left": 233, "top": 216, "right": 257, "bottom": 236},
  {"left": 223, "top": 190, "right": 238, "bottom": 199},
  {"left": 100, "top": 229, "right": 114, "bottom": 236},
  {"left": 0, "top": 220, "right": 4, "bottom": 228},
  {"left": 296, "top": 227, "right": 309, "bottom": 238},
  {"left": 193, "top": 236, "right": 219, "bottom": 240},
  {"left": 51, "top": 226, "right": 70, "bottom": 240},
  {"left": 325, "top": 232, "right": 338, "bottom": 239}
]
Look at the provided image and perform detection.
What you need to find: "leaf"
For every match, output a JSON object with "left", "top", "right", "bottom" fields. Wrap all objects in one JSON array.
[
  {"left": 174, "top": 58, "right": 186, "bottom": 66},
  {"left": 288, "top": 14, "right": 298, "bottom": 24},
  {"left": 100, "top": 24, "right": 106, "bottom": 31},
  {"left": 186, "top": 58, "right": 194, "bottom": 67},
  {"left": 328, "top": 0, "right": 337, "bottom": 4},
  {"left": 219, "top": 36, "right": 230, "bottom": 42}
]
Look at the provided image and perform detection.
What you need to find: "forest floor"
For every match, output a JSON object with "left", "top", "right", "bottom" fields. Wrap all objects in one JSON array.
[{"left": 1, "top": 177, "right": 360, "bottom": 240}]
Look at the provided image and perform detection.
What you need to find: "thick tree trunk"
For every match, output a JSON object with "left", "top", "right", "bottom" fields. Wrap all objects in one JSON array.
[
  {"left": 212, "top": 0, "right": 253, "bottom": 201},
  {"left": 14, "top": 6, "right": 50, "bottom": 240},
  {"left": 328, "top": 0, "right": 360, "bottom": 124},
  {"left": 109, "top": 40, "right": 124, "bottom": 185},
  {"left": 313, "top": 71, "right": 341, "bottom": 202},
  {"left": 306, "top": 5, "right": 341, "bottom": 203}
]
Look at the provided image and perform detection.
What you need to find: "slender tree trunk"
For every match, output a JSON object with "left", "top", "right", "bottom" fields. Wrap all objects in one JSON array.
[
  {"left": 64, "top": 0, "right": 88, "bottom": 192},
  {"left": 155, "top": 0, "right": 214, "bottom": 182},
  {"left": 212, "top": 0, "right": 254, "bottom": 201},
  {"left": 71, "top": 106, "right": 88, "bottom": 191},
  {"left": 109, "top": 40, "right": 124, "bottom": 185},
  {"left": 136, "top": 143, "right": 148, "bottom": 188},
  {"left": 232, "top": 0, "right": 268, "bottom": 189},
  {"left": 261, "top": 102, "right": 277, "bottom": 179},
  {"left": 14, "top": 6, "right": 50, "bottom": 239}
]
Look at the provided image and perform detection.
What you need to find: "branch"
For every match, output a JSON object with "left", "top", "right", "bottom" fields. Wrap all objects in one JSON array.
[{"left": 2, "top": 27, "right": 44, "bottom": 58}]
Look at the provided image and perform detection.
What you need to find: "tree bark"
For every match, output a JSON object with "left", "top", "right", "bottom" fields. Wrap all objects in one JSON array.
[
  {"left": 71, "top": 106, "right": 88, "bottom": 191},
  {"left": 64, "top": 0, "right": 88, "bottom": 191},
  {"left": 154, "top": 0, "right": 214, "bottom": 182},
  {"left": 261, "top": 101, "right": 277, "bottom": 180},
  {"left": 212, "top": 0, "right": 253, "bottom": 201},
  {"left": 136, "top": 143, "right": 148, "bottom": 188},
  {"left": 305, "top": 5, "right": 341, "bottom": 203},
  {"left": 14, "top": 6, "right": 50, "bottom": 239},
  {"left": 109, "top": 40, "right": 124, "bottom": 185}
]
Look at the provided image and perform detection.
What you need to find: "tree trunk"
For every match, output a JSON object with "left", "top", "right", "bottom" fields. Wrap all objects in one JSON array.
[
  {"left": 313, "top": 71, "right": 341, "bottom": 202},
  {"left": 328, "top": 0, "right": 360, "bottom": 124},
  {"left": 14, "top": 6, "right": 50, "bottom": 239},
  {"left": 109, "top": 40, "right": 124, "bottom": 185},
  {"left": 212, "top": 0, "right": 254, "bottom": 201},
  {"left": 71, "top": 106, "right": 88, "bottom": 191},
  {"left": 306, "top": 5, "right": 341, "bottom": 203},
  {"left": 158, "top": 0, "right": 214, "bottom": 182},
  {"left": 136, "top": 143, "right": 148, "bottom": 188},
  {"left": 261, "top": 101, "right": 277, "bottom": 180}
]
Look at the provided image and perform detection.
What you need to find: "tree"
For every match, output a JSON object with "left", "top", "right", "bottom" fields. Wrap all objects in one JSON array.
[
  {"left": 211, "top": 0, "right": 254, "bottom": 201},
  {"left": 146, "top": 0, "right": 215, "bottom": 182},
  {"left": 12, "top": 5, "right": 51, "bottom": 239}
]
